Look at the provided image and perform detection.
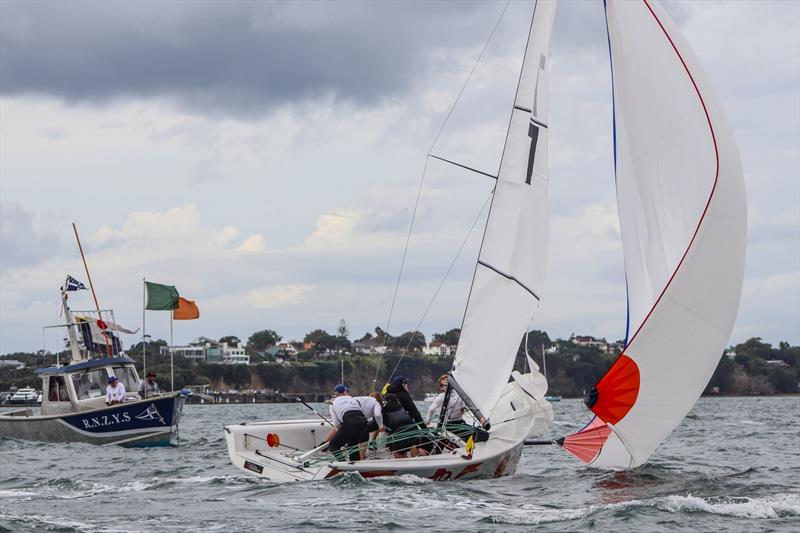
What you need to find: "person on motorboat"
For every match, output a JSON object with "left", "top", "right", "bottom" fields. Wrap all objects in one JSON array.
[
  {"left": 105, "top": 375, "right": 126, "bottom": 405},
  {"left": 426, "top": 374, "right": 468, "bottom": 436},
  {"left": 353, "top": 393, "right": 384, "bottom": 457},
  {"left": 139, "top": 371, "right": 161, "bottom": 399},
  {"left": 326, "top": 384, "right": 369, "bottom": 461}
]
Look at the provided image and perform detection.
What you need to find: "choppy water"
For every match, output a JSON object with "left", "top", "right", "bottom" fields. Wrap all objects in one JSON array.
[{"left": 1, "top": 397, "right": 798, "bottom": 532}]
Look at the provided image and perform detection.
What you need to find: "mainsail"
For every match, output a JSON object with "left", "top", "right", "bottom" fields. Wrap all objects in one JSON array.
[
  {"left": 450, "top": 0, "right": 557, "bottom": 420},
  {"left": 565, "top": 0, "right": 747, "bottom": 468}
]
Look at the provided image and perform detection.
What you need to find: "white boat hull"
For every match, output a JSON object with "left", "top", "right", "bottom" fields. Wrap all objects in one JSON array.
[
  {"left": 0, "top": 393, "right": 185, "bottom": 447},
  {"left": 224, "top": 372, "right": 553, "bottom": 482}
]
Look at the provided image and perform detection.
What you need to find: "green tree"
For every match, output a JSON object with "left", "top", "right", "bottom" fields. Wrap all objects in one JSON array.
[
  {"left": 394, "top": 331, "right": 427, "bottom": 352},
  {"left": 433, "top": 328, "right": 461, "bottom": 346},
  {"left": 219, "top": 335, "right": 241, "bottom": 347},
  {"left": 337, "top": 319, "right": 349, "bottom": 340},
  {"left": 247, "top": 330, "right": 282, "bottom": 354},
  {"left": 374, "top": 327, "right": 394, "bottom": 345}
]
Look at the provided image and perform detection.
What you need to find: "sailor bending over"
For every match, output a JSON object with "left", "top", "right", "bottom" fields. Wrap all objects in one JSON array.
[
  {"left": 353, "top": 393, "right": 384, "bottom": 457},
  {"left": 326, "top": 384, "right": 369, "bottom": 461}
]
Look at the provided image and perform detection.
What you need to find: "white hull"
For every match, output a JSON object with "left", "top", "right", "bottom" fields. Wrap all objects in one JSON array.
[
  {"left": 0, "top": 393, "right": 185, "bottom": 447},
  {"left": 224, "top": 371, "right": 553, "bottom": 482}
]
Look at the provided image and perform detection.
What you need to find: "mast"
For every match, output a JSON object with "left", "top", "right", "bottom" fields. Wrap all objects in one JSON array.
[
  {"left": 72, "top": 223, "right": 113, "bottom": 358},
  {"left": 449, "top": 0, "right": 557, "bottom": 422},
  {"left": 61, "top": 289, "right": 83, "bottom": 363}
]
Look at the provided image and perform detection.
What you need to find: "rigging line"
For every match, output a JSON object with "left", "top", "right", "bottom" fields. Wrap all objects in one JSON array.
[
  {"left": 371, "top": 155, "right": 431, "bottom": 392},
  {"left": 372, "top": 0, "right": 511, "bottom": 391},
  {"left": 386, "top": 190, "right": 493, "bottom": 382}
]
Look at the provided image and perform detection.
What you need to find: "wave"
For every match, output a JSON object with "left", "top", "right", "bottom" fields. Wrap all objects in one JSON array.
[
  {"left": 658, "top": 494, "right": 800, "bottom": 519},
  {"left": 481, "top": 493, "right": 800, "bottom": 525}
]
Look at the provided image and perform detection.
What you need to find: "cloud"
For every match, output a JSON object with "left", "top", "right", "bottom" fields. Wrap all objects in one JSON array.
[
  {"left": 0, "top": 202, "right": 60, "bottom": 270},
  {"left": 0, "top": 1, "right": 797, "bottom": 353},
  {"left": 0, "top": 0, "right": 533, "bottom": 118},
  {"left": 235, "top": 234, "right": 266, "bottom": 254},
  {"left": 244, "top": 284, "right": 313, "bottom": 309}
]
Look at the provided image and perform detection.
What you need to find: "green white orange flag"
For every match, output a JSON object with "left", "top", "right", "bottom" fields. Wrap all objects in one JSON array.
[
  {"left": 173, "top": 297, "right": 200, "bottom": 320},
  {"left": 145, "top": 281, "right": 179, "bottom": 310}
]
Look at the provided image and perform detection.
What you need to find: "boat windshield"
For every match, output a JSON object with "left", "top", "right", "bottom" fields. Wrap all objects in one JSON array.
[
  {"left": 70, "top": 368, "right": 107, "bottom": 400},
  {"left": 112, "top": 365, "right": 139, "bottom": 392}
]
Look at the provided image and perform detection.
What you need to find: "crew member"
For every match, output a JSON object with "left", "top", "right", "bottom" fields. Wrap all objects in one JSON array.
[
  {"left": 382, "top": 393, "right": 427, "bottom": 458},
  {"left": 326, "top": 384, "right": 369, "bottom": 461},
  {"left": 353, "top": 393, "right": 384, "bottom": 457},
  {"left": 139, "top": 371, "right": 161, "bottom": 399},
  {"left": 385, "top": 376, "right": 426, "bottom": 428},
  {"left": 106, "top": 375, "right": 126, "bottom": 405},
  {"left": 426, "top": 374, "right": 467, "bottom": 435},
  {"left": 385, "top": 375, "right": 432, "bottom": 454}
]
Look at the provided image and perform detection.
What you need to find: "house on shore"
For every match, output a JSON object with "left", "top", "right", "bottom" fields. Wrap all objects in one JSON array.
[{"left": 163, "top": 337, "right": 250, "bottom": 365}]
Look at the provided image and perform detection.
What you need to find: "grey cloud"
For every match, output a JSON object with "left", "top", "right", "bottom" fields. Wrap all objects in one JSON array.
[
  {"left": 0, "top": 202, "right": 60, "bottom": 270},
  {"left": 0, "top": 0, "right": 638, "bottom": 119},
  {"left": 0, "top": 0, "right": 527, "bottom": 118}
]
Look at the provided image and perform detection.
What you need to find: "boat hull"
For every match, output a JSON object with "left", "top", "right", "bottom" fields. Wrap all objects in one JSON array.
[
  {"left": 0, "top": 393, "right": 185, "bottom": 447},
  {"left": 224, "top": 372, "right": 553, "bottom": 482}
]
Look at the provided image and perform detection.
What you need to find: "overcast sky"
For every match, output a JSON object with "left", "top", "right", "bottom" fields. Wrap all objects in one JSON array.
[{"left": 1, "top": 0, "right": 798, "bottom": 354}]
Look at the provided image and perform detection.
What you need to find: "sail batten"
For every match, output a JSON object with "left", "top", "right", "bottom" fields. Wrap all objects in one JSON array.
[{"left": 451, "top": 0, "right": 557, "bottom": 419}]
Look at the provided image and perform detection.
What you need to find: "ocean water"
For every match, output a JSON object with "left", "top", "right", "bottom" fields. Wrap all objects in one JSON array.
[{"left": 1, "top": 397, "right": 798, "bottom": 532}]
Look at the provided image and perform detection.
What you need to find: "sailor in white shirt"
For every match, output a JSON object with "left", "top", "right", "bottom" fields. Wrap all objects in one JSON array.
[
  {"left": 326, "top": 384, "right": 369, "bottom": 461},
  {"left": 105, "top": 375, "right": 126, "bottom": 405},
  {"left": 353, "top": 394, "right": 384, "bottom": 456},
  {"left": 426, "top": 374, "right": 466, "bottom": 426}
]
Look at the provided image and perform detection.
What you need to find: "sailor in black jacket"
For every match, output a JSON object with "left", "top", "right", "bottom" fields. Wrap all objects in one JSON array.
[{"left": 384, "top": 375, "right": 426, "bottom": 429}]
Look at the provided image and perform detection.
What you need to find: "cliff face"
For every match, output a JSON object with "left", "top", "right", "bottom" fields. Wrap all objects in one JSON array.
[{"left": 248, "top": 356, "right": 452, "bottom": 398}]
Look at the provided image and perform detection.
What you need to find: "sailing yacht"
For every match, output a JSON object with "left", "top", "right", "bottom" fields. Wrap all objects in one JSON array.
[{"left": 223, "top": 0, "right": 745, "bottom": 481}]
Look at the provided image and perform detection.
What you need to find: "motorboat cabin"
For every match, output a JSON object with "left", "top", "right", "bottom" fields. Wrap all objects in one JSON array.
[{"left": 37, "top": 357, "right": 142, "bottom": 415}]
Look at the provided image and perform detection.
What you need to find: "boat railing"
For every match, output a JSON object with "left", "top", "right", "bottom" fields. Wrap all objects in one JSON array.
[{"left": 302, "top": 423, "right": 474, "bottom": 466}]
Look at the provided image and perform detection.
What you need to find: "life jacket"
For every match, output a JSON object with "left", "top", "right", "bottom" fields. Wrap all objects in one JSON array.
[{"left": 383, "top": 405, "right": 414, "bottom": 432}]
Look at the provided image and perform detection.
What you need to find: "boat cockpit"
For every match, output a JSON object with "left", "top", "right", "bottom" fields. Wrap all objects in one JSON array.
[{"left": 36, "top": 357, "right": 144, "bottom": 415}]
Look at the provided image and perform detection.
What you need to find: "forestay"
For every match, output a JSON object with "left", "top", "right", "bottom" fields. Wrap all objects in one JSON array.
[
  {"left": 451, "top": 0, "right": 557, "bottom": 420},
  {"left": 565, "top": 0, "right": 746, "bottom": 468}
]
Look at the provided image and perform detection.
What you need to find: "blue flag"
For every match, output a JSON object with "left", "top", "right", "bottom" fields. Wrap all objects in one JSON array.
[{"left": 65, "top": 275, "right": 87, "bottom": 292}]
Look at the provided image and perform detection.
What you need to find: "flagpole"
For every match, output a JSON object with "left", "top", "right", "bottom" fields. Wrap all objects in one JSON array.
[
  {"left": 170, "top": 312, "right": 174, "bottom": 392},
  {"left": 143, "top": 278, "right": 147, "bottom": 382},
  {"left": 72, "top": 223, "right": 112, "bottom": 357}
]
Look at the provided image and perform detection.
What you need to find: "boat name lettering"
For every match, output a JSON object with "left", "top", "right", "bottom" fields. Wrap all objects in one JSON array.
[{"left": 81, "top": 412, "right": 131, "bottom": 429}]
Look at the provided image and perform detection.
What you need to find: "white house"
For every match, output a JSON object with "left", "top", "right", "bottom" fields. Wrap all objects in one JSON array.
[
  {"left": 424, "top": 340, "right": 456, "bottom": 357},
  {"left": 163, "top": 337, "right": 250, "bottom": 365}
]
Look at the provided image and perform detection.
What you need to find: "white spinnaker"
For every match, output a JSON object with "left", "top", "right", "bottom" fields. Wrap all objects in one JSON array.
[
  {"left": 589, "top": 0, "right": 746, "bottom": 468},
  {"left": 451, "top": 0, "right": 556, "bottom": 419}
]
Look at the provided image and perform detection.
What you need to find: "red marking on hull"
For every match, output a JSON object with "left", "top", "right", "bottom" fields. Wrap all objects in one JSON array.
[
  {"left": 493, "top": 456, "right": 509, "bottom": 478},
  {"left": 454, "top": 462, "right": 483, "bottom": 480},
  {"left": 430, "top": 468, "right": 453, "bottom": 481}
]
